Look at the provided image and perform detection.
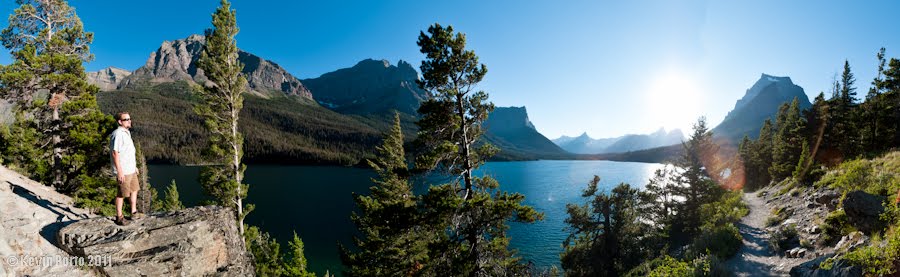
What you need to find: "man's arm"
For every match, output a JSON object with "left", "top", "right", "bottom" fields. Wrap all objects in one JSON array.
[{"left": 112, "top": 150, "right": 125, "bottom": 183}]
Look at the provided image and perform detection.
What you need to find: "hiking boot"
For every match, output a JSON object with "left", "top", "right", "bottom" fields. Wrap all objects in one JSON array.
[
  {"left": 114, "top": 216, "right": 130, "bottom": 226},
  {"left": 129, "top": 212, "right": 145, "bottom": 220}
]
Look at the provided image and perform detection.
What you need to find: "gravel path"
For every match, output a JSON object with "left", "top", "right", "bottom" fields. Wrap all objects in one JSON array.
[{"left": 723, "top": 192, "right": 783, "bottom": 276}]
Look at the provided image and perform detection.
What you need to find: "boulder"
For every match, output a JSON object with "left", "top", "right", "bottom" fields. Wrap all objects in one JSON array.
[
  {"left": 842, "top": 190, "right": 887, "bottom": 233},
  {"left": 790, "top": 254, "right": 862, "bottom": 277},
  {"left": 57, "top": 206, "right": 253, "bottom": 276}
]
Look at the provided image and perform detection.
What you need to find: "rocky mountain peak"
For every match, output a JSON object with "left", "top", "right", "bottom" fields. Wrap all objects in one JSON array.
[
  {"left": 119, "top": 34, "right": 312, "bottom": 99},
  {"left": 86, "top": 66, "right": 132, "bottom": 91},
  {"left": 301, "top": 58, "right": 429, "bottom": 114},
  {"left": 714, "top": 73, "right": 811, "bottom": 141}
]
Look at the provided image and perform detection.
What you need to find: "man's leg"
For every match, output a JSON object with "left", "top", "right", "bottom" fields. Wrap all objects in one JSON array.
[
  {"left": 129, "top": 191, "right": 138, "bottom": 214},
  {"left": 116, "top": 197, "right": 124, "bottom": 218}
]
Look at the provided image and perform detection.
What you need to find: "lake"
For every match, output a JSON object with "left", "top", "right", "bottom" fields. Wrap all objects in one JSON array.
[{"left": 147, "top": 160, "right": 664, "bottom": 275}]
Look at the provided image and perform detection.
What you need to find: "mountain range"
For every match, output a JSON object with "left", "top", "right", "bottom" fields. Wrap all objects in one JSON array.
[
  {"left": 552, "top": 128, "right": 684, "bottom": 154},
  {"left": 83, "top": 35, "right": 810, "bottom": 165},
  {"left": 88, "top": 35, "right": 569, "bottom": 164}
]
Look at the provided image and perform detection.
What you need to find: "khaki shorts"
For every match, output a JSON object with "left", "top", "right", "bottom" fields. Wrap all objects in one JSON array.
[{"left": 117, "top": 173, "right": 140, "bottom": 197}]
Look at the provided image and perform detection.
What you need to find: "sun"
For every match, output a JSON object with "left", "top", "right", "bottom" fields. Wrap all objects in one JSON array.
[{"left": 643, "top": 70, "right": 703, "bottom": 133}]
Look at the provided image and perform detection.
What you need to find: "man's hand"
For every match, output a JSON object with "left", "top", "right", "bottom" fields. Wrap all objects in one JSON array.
[{"left": 117, "top": 172, "right": 125, "bottom": 184}]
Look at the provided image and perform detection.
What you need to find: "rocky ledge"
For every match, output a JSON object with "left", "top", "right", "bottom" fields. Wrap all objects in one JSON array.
[{"left": 57, "top": 206, "right": 253, "bottom": 276}]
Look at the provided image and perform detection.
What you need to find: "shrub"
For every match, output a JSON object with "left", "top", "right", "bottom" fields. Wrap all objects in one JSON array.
[
  {"left": 821, "top": 209, "right": 854, "bottom": 244},
  {"left": 694, "top": 224, "right": 743, "bottom": 259},
  {"left": 624, "top": 255, "right": 710, "bottom": 277},
  {"left": 843, "top": 227, "right": 900, "bottom": 275},
  {"left": 770, "top": 224, "right": 799, "bottom": 253}
]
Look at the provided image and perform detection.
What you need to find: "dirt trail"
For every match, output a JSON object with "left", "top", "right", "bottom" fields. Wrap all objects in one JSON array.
[{"left": 723, "top": 192, "right": 785, "bottom": 276}]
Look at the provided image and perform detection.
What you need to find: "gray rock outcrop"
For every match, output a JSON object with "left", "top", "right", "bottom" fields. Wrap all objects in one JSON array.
[
  {"left": 57, "top": 205, "right": 253, "bottom": 276},
  {"left": 789, "top": 254, "right": 862, "bottom": 277},
  {"left": 0, "top": 165, "right": 96, "bottom": 276},
  {"left": 86, "top": 67, "right": 132, "bottom": 91},
  {"left": 842, "top": 190, "right": 887, "bottom": 233},
  {"left": 119, "top": 34, "right": 312, "bottom": 99}
]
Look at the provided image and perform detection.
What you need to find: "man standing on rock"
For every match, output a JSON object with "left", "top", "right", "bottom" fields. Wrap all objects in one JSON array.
[{"left": 110, "top": 112, "right": 143, "bottom": 225}]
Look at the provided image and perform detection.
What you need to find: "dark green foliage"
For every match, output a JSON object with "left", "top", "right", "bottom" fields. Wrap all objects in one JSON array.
[
  {"left": 792, "top": 139, "right": 811, "bottom": 182},
  {"left": 693, "top": 190, "right": 748, "bottom": 259},
  {"left": 739, "top": 119, "right": 774, "bottom": 190},
  {"left": 96, "top": 83, "right": 384, "bottom": 165},
  {"left": 342, "top": 114, "right": 428, "bottom": 276},
  {"left": 561, "top": 179, "right": 648, "bottom": 276},
  {"left": 412, "top": 23, "right": 542, "bottom": 276},
  {"left": 244, "top": 226, "right": 316, "bottom": 277},
  {"left": 770, "top": 98, "right": 806, "bottom": 181},
  {"left": 624, "top": 255, "right": 711, "bottom": 277},
  {"left": 670, "top": 117, "right": 725, "bottom": 239},
  {"left": 0, "top": 0, "right": 106, "bottom": 190},
  {"left": 194, "top": 0, "right": 252, "bottom": 234},
  {"left": 821, "top": 209, "right": 853, "bottom": 244},
  {"left": 1, "top": 112, "right": 51, "bottom": 178},
  {"left": 161, "top": 180, "right": 184, "bottom": 212},
  {"left": 563, "top": 118, "right": 743, "bottom": 275}
]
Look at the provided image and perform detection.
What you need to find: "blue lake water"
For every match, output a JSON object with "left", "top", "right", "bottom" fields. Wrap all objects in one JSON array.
[{"left": 148, "top": 160, "right": 663, "bottom": 275}]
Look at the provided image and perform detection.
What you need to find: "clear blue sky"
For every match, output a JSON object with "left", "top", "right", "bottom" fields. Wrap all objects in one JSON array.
[{"left": 1, "top": 0, "right": 897, "bottom": 139}]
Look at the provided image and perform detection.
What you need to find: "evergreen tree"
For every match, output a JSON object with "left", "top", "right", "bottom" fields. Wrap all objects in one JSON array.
[
  {"left": 770, "top": 98, "right": 805, "bottom": 181},
  {"left": 0, "top": 0, "right": 112, "bottom": 192},
  {"left": 342, "top": 113, "right": 428, "bottom": 276},
  {"left": 882, "top": 58, "right": 900, "bottom": 146},
  {"left": 841, "top": 60, "right": 858, "bottom": 104},
  {"left": 244, "top": 226, "right": 316, "bottom": 277},
  {"left": 669, "top": 117, "right": 723, "bottom": 239},
  {"left": 414, "top": 23, "right": 542, "bottom": 276},
  {"left": 861, "top": 48, "right": 886, "bottom": 155},
  {"left": 561, "top": 178, "right": 648, "bottom": 276},
  {"left": 792, "top": 139, "right": 811, "bottom": 182},
  {"left": 804, "top": 92, "right": 828, "bottom": 163},
  {"left": 754, "top": 119, "right": 775, "bottom": 187},
  {"left": 162, "top": 180, "right": 184, "bottom": 212},
  {"left": 193, "top": 0, "right": 252, "bottom": 235},
  {"left": 284, "top": 232, "right": 316, "bottom": 277}
]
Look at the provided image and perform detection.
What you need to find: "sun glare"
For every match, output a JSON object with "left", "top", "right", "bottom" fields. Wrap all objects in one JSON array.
[{"left": 643, "top": 70, "right": 703, "bottom": 133}]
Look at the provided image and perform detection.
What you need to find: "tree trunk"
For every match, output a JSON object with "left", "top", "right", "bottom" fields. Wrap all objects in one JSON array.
[
  {"left": 232, "top": 102, "right": 244, "bottom": 235},
  {"left": 456, "top": 94, "right": 473, "bottom": 200},
  {"left": 52, "top": 105, "right": 62, "bottom": 189}
]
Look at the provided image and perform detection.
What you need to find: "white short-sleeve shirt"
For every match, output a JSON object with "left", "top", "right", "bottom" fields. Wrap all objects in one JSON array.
[{"left": 110, "top": 127, "right": 137, "bottom": 175}]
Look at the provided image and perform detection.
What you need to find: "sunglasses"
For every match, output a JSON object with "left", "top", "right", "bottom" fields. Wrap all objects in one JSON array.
[{"left": 121, "top": 118, "right": 131, "bottom": 121}]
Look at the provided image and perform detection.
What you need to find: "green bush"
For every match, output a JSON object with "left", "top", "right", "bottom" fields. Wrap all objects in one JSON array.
[
  {"left": 694, "top": 224, "right": 743, "bottom": 259},
  {"left": 625, "top": 255, "right": 710, "bottom": 277},
  {"left": 770, "top": 224, "right": 799, "bottom": 253},
  {"left": 821, "top": 209, "right": 854, "bottom": 244},
  {"left": 843, "top": 227, "right": 900, "bottom": 275}
]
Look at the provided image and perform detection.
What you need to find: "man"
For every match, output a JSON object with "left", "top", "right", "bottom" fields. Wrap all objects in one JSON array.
[{"left": 110, "top": 112, "right": 143, "bottom": 225}]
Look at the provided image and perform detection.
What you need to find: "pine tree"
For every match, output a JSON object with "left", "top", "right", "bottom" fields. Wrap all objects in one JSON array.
[
  {"left": 754, "top": 119, "right": 775, "bottom": 187},
  {"left": 861, "top": 48, "right": 894, "bottom": 154},
  {"left": 770, "top": 98, "right": 806, "bottom": 181},
  {"left": 561, "top": 178, "right": 648, "bottom": 276},
  {"left": 342, "top": 113, "right": 428, "bottom": 276},
  {"left": 193, "top": 0, "right": 252, "bottom": 235},
  {"left": 792, "top": 139, "right": 811, "bottom": 182},
  {"left": 0, "top": 0, "right": 112, "bottom": 192},
  {"left": 669, "top": 117, "right": 723, "bottom": 239},
  {"left": 162, "top": 180, "right": 184, "bottom": 212},
  {"left": 284, "top": 232, "right": 316, "bottom": 277},
  {"left": 414, "top": 23, "right": 542, "bottom": 276}
]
